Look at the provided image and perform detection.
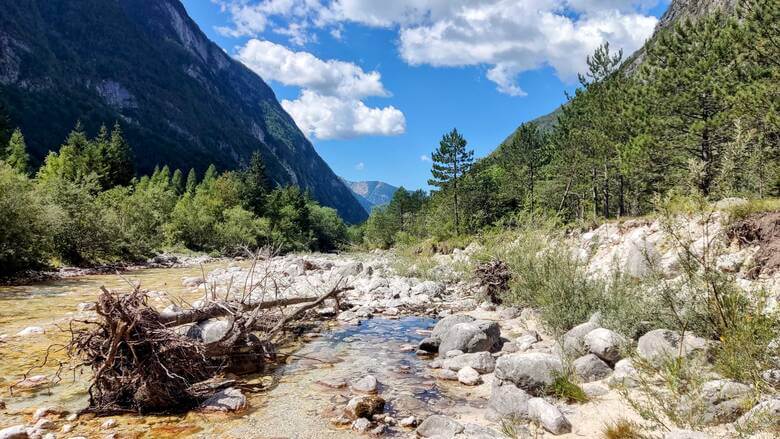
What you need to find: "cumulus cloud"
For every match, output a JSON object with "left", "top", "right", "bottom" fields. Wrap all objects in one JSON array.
[
  {"left": 217, "top": 0, "right": 660, "bottom": 97},
  {"left": 420, "top": 154, "right": 431, "bottom": 162},
  {"left": 281, "top": 90, "right": 405, "bottom": 140},
  {"left": 354, "top": 161, "right": 365, "bottom": 170}
]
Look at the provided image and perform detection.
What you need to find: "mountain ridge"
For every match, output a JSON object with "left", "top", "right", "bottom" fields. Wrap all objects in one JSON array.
[
  {"left": 0, "top": 0, "right": 367, "bottom": 223},
  {"left": 340, "top": 178, "right": 399, "bottom": 213}
]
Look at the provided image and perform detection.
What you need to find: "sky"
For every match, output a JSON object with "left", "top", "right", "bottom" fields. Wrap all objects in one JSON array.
[{"left": 181, "top": 0, "right": 670, "bottom": 191}]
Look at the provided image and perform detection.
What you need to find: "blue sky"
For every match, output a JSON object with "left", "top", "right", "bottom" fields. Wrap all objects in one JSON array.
[{"left": 181, "top": 1, "right": 669, "bottom": 191}]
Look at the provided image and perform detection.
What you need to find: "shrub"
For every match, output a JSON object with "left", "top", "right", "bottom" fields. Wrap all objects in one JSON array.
[
  {"left": 0, "top": 162, "right": 58, "bottom": 273},
  {"left": 602, "top": 419, "right": 645, "bottom": 439},
  {"left": 214, "top": 206, "right": 270, "bottom": 255},
  {"left": 548, "top": 374, "right": 589, "bottom": 403}
]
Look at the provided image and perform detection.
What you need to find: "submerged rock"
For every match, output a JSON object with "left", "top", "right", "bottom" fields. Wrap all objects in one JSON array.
[
  {"left": 416, "top": 415, "right": 464, "bottom": 438},
  {"left": 345, "top": 396, "right": 385, "bottom": 420},
  {"left": 200, "top": 388, "right": 247, "bottom": 413},
  {"left": 351, "top": 375, "right": 379, "bottom": 393}
]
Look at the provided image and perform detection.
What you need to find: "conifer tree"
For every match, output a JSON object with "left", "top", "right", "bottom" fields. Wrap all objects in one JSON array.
[
  {"left": 5, "top": 128, "right": 30, "bottom": 174},
  {"left": 203, "top": 164, "right": 217, "bottom": 185},
  {"left": 171, "top": 169, "right": 184, "bottom": 195},
  {"left": 105, "top": 122, "right": 134, "bottom": 187},
  {"left": 0, "top": 101, "right": 12, "bottom": 150},
  {"left": 241, "top": 151, "right": 271, "bottom": 216},
  {"left": 185, "top": 168, "right": 198, "bottom": 194},
  {"left": 428, "top": 128, "right": 474, "bottom": 235}
]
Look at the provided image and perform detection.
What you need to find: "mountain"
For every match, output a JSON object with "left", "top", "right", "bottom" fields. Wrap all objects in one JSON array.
[
  {"left": 0, "top": 0, "right": 367, "bottom": 223},
  {"left": 341, "top": 178, "right": 399, "bottom": 213},
  {"left": 497, "top": 0, "right": 738, "bottom": 151}
]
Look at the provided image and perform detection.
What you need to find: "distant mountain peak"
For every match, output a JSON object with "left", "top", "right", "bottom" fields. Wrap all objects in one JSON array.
[{"left": 340, "top": 178, "right": 399, "bottom": 214}]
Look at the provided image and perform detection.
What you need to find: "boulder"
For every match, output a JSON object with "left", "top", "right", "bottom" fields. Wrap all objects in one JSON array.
[
  {"left": 457, "top": 367, "right": 482, "bottom": 386},
  {"left": 431, "top": 315, "right": 475, "bottom": 341},
  {"left": 411, "top": 281, "right": 445, "bottom": 297},
  {"left": 562, "top": 321, "right": 599, "bottom": 356},
  {"left": 584, "top": 328, "right": 627, "bottom": 364},
  {"left": 416, "top": 415, "right": 464, "bottom": 438},
  {"left": 181, "top": 276, "right": 205, "bottom": 287},
  {"left": 573, "top": 354, "right": 613, "bottom": 382},
  {"left": 200, "top": 388, "right": 246, "bottom": 412},
  {"left": 345, "top": 396, "right": 385, "bottom": 419},
  {"left": 438, "top": 321, "right": 500, "bottom": 356},
  {"left": 581, "top": 382, "right": 609, "bottom": 398},
  {"left": 351, "top": 375, "right": 379, "bottom": 393},
  {"left": 737, "top": 398, "right": 780, "bottom": 429},
  {"left": 185, "top": 319, "right": 230, "bottom": 344},
  {"left": 527, "top": 398, "right": 571, "bottom": 435},
  {"left": 494, "top": 353, "right": 563, "bottom": 394},
  {"left": 459, "top": 424, "right": 503, "bottom": 438},
  {"left": 443, "top": 352, "right": 496, "bottom": 374},
  {"left": 637, "top": 329, "right": 710, "bottom": 366},
  {"left": 486, "top": 384, "right": 531, "bottom": 421},
  {"left": 0, "top": 426, "right": 28, "bottom": 439},
  {"left": 337, "top": 262, "right": 364, "bottom": 278},
  {"left": 498, "top": 307, "right": 521, "bottom": 320},
  {"left": 609, "top": 358, "right": 639, "bottom": 388}
]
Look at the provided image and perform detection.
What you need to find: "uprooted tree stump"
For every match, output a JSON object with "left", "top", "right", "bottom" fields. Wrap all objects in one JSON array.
[
  {"left": 68, "top": 282, "right": 351, "bottom": 415},
  {"left": 475, "top": 259, "right": 511, "bottom": 304}
]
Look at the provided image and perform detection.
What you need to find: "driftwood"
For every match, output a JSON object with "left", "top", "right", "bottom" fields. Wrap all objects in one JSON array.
[
  {"left": 68, "top": 279, "right": 350, "bottom": 415},
  {"left": 475, "top": 259, "right": 511, "bottom": 304}
]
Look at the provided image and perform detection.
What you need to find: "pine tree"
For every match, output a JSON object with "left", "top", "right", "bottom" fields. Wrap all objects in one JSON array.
[
  {"left": 241, "top": 151, "right": 271, "bottom": 216},
  {"left": 203, "top": 164, "right": 217, "bottom": 185},
  {"left": 171, "top": 169, "right": 184, "bottom": 195},
  {"left": 185, "top": 168, "right": 198, "bottom": 194},
  {"left": 0, "top": 101, "right": 12, "bottom": 150},
  {"left": 105, "top": 122, "right": 134, "bottom": 187},
  {"left": 428, "top": 128, "right": 474, "bottom": 235},
  {"left": 5, "top": 128, "right": 30, "bottom": 174},
  {"left": 504, "top": 123, "right": 547, "bottom": 211}
]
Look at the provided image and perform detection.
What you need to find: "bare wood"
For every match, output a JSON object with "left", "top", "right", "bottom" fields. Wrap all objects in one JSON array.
[
  {"left": 269, "top": 284, "right": 353, "bottom": 335},
  {"left": 159, "top": 296, "right": 322, "bottom": 326}
]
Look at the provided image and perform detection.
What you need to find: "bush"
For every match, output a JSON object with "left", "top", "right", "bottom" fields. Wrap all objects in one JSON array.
[
  {"left": 0, "top": 163, "right": 58, "bottom": 272},
  {"left": 214, "top": 206, "right": 270, "bottom": 255},
  {"left": 309, "top": 203, "right": 348, "bottom": 251}
]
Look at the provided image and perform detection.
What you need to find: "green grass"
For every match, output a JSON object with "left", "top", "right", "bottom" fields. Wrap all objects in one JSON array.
[{"left": 548, "top": 374, "right": 589, "bottom": 403}]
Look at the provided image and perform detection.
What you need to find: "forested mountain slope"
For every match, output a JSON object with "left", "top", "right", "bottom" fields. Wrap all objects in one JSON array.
[{"left": 0, "top": 0, "right": 367, "bottom": 223}]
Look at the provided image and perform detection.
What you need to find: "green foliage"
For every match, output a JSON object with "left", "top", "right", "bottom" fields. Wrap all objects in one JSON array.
[
  {"left": 0, "top": 162, "right": 57, "bottom": 273},
  {"left": 548, "top": 373, "right": 589, "bottom": 403},
  {"left": 4, "top": 128, "right": 30, "bottom": 174},
  {"left": 265, "top": 186, "right": 313, "bottom": 252},
  {"left": 240, "top": 151, "right": 271, "bottom": 216},
  {"left": 428, "top": 128, "right": 474, "bottom": 235}
]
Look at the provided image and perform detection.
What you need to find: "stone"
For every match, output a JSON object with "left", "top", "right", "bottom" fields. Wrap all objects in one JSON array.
[
  {"left": 431, "top": 314, "right": 475, "bottom": 341},
  {"left": 460, "top": 424, "right": 503, "bottom": 438},
  {"left": 487, "top": 384, "right": 531, "bottom": 421},
  {"left": 32, "top": 407, "right": 63, "bottom": 422},
  {"left": 443, "top": 352, "right": 496, "bottom": 374},
  {"left": 665, "top": 430, "right": 711, "bottom": 439},
  {"left": 527, "top": 398, "right": 572, "bottom": 435},
  {"left": 352, "top": 418, "right": 372, "bottom": 433},
  {"left": 445, "top": 350, "right": 465, "bottom": 358},
  {"left": 100, "top": 419, "right": 117, "bottom": 430},
  {"left": 316, "top": 378, "right": 348, "bottom": 389},
  {"left": 61, "top": 425, "right": 73, "bottom": 434},
  {"left": 76, "top": 302, "right": 96, "bottom": 312},
  {"left": 737, "top": 398, "right": 780, "bottom": 429},
  {"left": 418, "top": 337, "right": 440, "bottom": 353},
  {"left": 498, "top": 307, "right": 521, "bottom": 320},
  {"left": 338, "top": 311, "right": 358, "bottom": 321},
  {"left": 637, "top": 329, "right": 710, "bottom": 366},
  {"left": 437, "top": 369, "right": 458, "bottom": 380},
  {"left": 494, "top": 353, "right": 563, "bottom": 394},
  {"left": 185, "top": 319, "right": 230, "bottom": 344},
  {"left": 457, "top": 367, "right": 482, "bottom": 386},
  {"left": 200, "top": 388, "right": 247, "bottom": 412},
  {"left": 181, "top": 276, "right": 205, "bottom": 287},
  {"left": 438, "top": 320, "right": 500, "bottom": 356},
  {"left": 384, "top": 307, "right": 400, "bottom": 316},
  {"left": 562, "top": 321, "right": 599, "bottom": 356},
  {"left": 609, "top": 359, "right": 639, "bottom": 388},
  {"left": 16, "top": 326, "right": 45, "bottom": 337},
  {"left": 33, "top": 419, "right": 54, "bottom": 431},
  {"left": 501, "top": 342, "right": 519, "bottom": 353},
  {"left": 573, "top": 354, "right": 613, "bottom": 382},
  {"left": 581, "top": 382, "right": 610, "bottom": 398},
  {"left": 0, "top": 426, "right": 28, "bottom": 439},
  {"left": 762, "top": 369, "right": 780, "bottom": 387},
  {"left": 411, "top": 281, "right": 445, "bottom": 297},
  {"left": 584, "top": 328, "right": 627, "bottom": 364},
  {"left": 399, "top": 416, "right": 417, "bottom": 428},
  {"left": 416, "top": 415, "right": 464, "bottom": 438},
  {"left": 345, "top": 396, "right": 385, "bottom": 419},
  {"left": 338, "top": 262, "right": 364, "bottom": 277},
  {"left": 514, "top": 334, "right": 539, "bottom": 351},
  {"left": 351, "top": 375, "right": 379, "bottom": 393},
  {"left": 369, "top": 424, "right": 387, "bottom": 435}
]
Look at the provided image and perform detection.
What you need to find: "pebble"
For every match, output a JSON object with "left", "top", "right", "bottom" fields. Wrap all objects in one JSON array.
[
  {"left": 16, "top": 326, "right": 45, "bottom": 337},
  {"left": 101, "top": 419, "right": 117, "bottom": 430},
  {"left": 457, "top": 366, "right": 482, "bottom": 386},
  {"left": 399, "top": 416, "right": 418, "bottom": 428},
  {"left": 351, "top": 375, "right": 379, "bottom": 393},
  {"left": 352, "top": 418, "right": 371, "bottom": 433}
]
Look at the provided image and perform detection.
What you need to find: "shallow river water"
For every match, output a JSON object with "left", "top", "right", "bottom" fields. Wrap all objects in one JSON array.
[{"left": 0, "top": 265, "right": 485, "bottom": 438}]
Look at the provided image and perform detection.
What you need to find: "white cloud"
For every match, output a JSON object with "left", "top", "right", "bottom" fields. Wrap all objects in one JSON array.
[
  {"left": 281, "top": 90, "right": 405, "bottom": 140},
  {"left": 236, "top": 39, "right": 405, "bottom": 139},
  {"left": 237, "top": 39, "right": 388, "bottom": 99},
  {"left": 217, "top": 0, "right": 660, "bottom": 97},
  {"left": 420, "top": 154, "right": 431, "bottom": 162},
  {"left": 355, "top": 161, "right": 365, "bottom": 170}
]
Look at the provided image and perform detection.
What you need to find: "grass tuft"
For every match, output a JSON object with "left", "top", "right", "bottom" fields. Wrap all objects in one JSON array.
[{"left": 602, "top": 418, "right": 645, "bottom": 439}]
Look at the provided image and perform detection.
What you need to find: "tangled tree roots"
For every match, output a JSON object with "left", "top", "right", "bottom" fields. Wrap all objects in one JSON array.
[
  {"left": 475, "top": 259, "right": 511, "bottom": 304},
  {"left": 70, "top": 288, "right": 216, "bottom": 414}
]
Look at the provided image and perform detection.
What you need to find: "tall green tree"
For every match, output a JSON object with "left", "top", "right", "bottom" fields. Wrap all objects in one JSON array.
[
  {"left": 185, "top": 168, "right": 198, "bottom": 194},
  {"left": 0, "top": 101, "right": 12, "bottom": 148},
  {"left": 5, "top": 129, "right": 31, "bottom": 174},
  {"left": 104, "top": 123, "right": 135, "bottom": 187},
  {"left": 503, "top": 123, "right": 548, "bottom": 211},
  {"left": 171, "top": 169, "right": 184, "bottom": 195},
  {"left": 203, "top": 164, "right": 218, "bottom": 185},
  {"left": 428, "top": 128, "right": 474, "bottom": 235},
  {"left": 241, "top": 151, "right": 271, "bottom": 216}
]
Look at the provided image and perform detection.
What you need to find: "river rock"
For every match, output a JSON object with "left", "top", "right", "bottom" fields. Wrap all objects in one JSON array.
[
  {"left": 438, "top": 320, "right": 500, "bottom": 356},
  {"left": 443, "top": 352, "right": 496, "bottom": 373},
  {"left": 486, "top": 384, "right": 531, "bottom": 421},
  {"left": 637, "top": 329, "right": 710, "bottom": 366},
  {"left": 399, "top": 416, "right": 418, "bottom": 428},
  {"left": 411, "top": 281, "right": 445, "bottom": 297},
  {"left": 562, "top": 321, "right": 599, "bottom": 356},
  {"left": 101, "top": 419, "right": 117, "bottom": 430},
  {"left": 416, "top": 415, "right": 464, "bottom": 438},
  {"left": 495, "top": 352, "right": 563, "bottom": 394},
  {"left": 437, "top": 369, "right": 458, "bottom": 380},
  {"left": 573, "top": 354, "right": 612, "bottom": 382},
  {"left": 527, "top": 398, "right": 571, "bottom": 435},
  {"left": 609, "top": 358, "right": 639, "bottom": 388},
  {"left": 351, "top": 375, "right": 379, "bottom": 393},
  {"left": 584, "top": 328, "right": 627, "bottom": 364},
  {"left": 352, "top": 417, "right": 371, "bottom": 433},
  {"left": 737, "top": 398, "right": 780, "bottom": 429},
  {"left": 581, "top": 382, "right": 610, "bottom": 397},
  {"left": 665, "top": 430, "right": 711, "bottom": 439},
  {"left": 0, "top": 426, "right": 28, "bottom": 439},
  {"left": 457, "top": 366, "right": 482, "bottom": 385},
  {"left": 185, "top": 319, "right": 230, "bottom": 344},
  {"left": 16, "top": 326, "right": 45, "bottom": 337},
  {"left": 76, "top": 302, "right": 96, "bottom": 312},
  {"left": 460, "top": 424, "right": 503, "bottom": 438},
  {"left": 182, "top": 276, "right": 205, "bottom": 287},
  {"left": 200, "top": 388, "right": 247, "bottom": 412},
  {"left": 431, "top": 315, "right": 475, "bottom": 340},
  {"left": 418, "top": 337, "right": 440, "bottom": 353},
  {"left": 697, "top": 380, "right": 753, "bottom": 424}
]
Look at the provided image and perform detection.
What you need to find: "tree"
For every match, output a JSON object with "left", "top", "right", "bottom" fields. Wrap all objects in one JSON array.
[
  {"left": 203, "top": 164, "right": 218, "bottom": 185},
  {"left": 185, "top": 168, "right": 198, "bottom": 194},
  {"left": 5, "top": 129, "right": 31, "bottom": 174},
  {"left": 171, "top": 169, "right": 184, "bottom": 195},
  {"left": 428, "top": 128, "right": 474, "bottom": 235},
  {"left": 241, "top": 151, "right": 271, "bottom": 216},
  {"left": 503, "top": 123, "right": 547, "bottom": 212},
  {"left": 0, "top": 101, "right": 12, "bottom": 149},
  {"left": 105, "top": 123, "right": 134, "bottom": 187}
]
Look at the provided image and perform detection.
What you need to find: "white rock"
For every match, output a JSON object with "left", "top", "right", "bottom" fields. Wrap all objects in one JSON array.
[
  {"left": 527, "top": 398, "right": 572, "bottom": 435},
  {"left": 351, "top": 375, "right": 378, "bottom": 393},
  {"left": 457, "top": 366, "right": 482, "bottom": 386},
  {"left": 16, "top": 326, "right": 45, "bottom": 337},
  {"left": 100, "top": 419, "right": 117, "bottom": 430},
  {"left": 584, "top": 328, "right": 627, "bottom": 364},
  {"left": 0, "top": 425, "right": 28, "bottom": 439}
]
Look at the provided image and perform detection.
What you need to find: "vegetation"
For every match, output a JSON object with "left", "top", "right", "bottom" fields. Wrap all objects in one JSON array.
[
  {"left": 0, "top": 123, "right": 350, "bottom": 275},
  {"left": 362, "top": 1, "right": 779, "bottom": 248}
]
